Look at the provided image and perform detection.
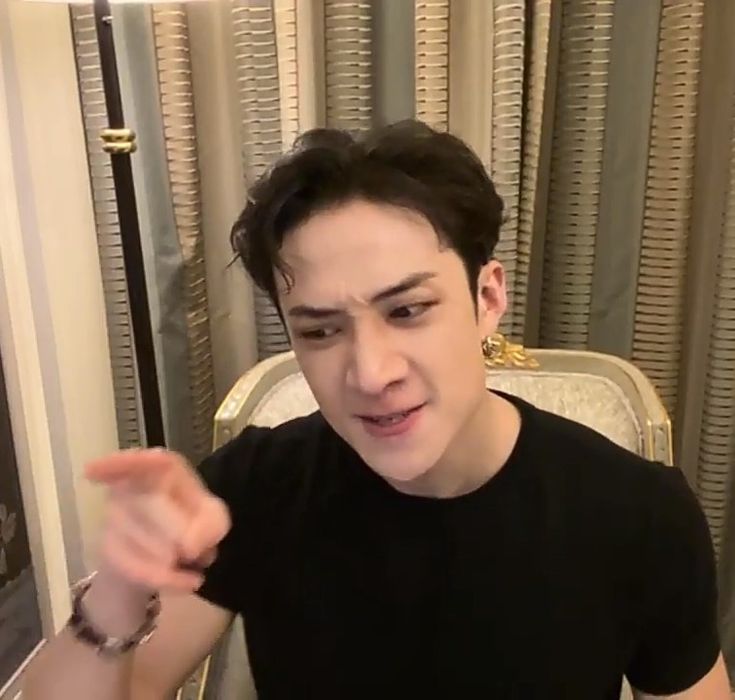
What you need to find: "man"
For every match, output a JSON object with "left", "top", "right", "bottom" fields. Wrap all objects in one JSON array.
[{"left": 25, "top": 121, "right": 730, "bottom": 698}]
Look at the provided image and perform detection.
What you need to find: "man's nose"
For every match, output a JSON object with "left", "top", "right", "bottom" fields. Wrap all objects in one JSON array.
[{"left": 345, "top": 324, "right": 408, "bottom": 395}]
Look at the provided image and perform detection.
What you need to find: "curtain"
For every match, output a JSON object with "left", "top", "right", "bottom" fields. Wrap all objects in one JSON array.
[
  {"left": 69, "top": 0, "right": 735, "bottom": 679},
  {"left": 70, "top": 10, "right": 142, "bottom": 450},
  {"left": 150, "top": 5, "right": 216, "bottom": 464},
  {"left": 415, "top": 1, "right": 449, "bottom": 131},
  {"left": 712, "top": 111, "right": 735, "bottom": 676},
  {"left": 71, "top": 4, "right": 215, "bottom": 464}
]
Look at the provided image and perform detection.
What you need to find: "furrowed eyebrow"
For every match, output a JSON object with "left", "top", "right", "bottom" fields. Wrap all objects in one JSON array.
[
  {"left": 287, "top": 305, "right": 342, "bottom": 320},
  {"left": 369, "top": 271, "right": 437, "bottom": 304},
  {"left": 287, "top": 271, "right": 437, "bottom": 319}
]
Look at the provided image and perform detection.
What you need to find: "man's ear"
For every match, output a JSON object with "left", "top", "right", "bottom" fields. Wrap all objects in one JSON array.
[{"left": 476, "top": 260, "right": 507, "bottom": 339}]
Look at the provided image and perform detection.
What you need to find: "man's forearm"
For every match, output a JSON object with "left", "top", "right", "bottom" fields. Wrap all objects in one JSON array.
[
  {"left": 22, "top": 626, "right": 134, "bottom": 700},
  {"left": 22, "top": 571, "right": 152, "bottom": 700}
]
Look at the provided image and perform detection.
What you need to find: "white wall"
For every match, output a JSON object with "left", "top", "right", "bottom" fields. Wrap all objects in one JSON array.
[{"left": 0, "top": 1, "right": 120, "bottom": 630}]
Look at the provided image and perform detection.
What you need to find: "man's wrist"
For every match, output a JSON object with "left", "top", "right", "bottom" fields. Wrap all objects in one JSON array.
[
  {"left": 81, "top": 568, "right": 155, "bottom": 639},
  {"left": 67, "top": 571, "right": 160, "bottom": 657}
]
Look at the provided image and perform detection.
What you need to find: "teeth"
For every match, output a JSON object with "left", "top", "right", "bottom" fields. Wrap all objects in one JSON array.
[{"left": 373, "top": 411, "right": 408, "bottom": 426}]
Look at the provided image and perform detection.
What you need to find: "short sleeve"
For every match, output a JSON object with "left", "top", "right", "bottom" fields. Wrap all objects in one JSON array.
[
  {"left": 194, "top": 426, "right": 267, "bottom": 613},
  {"left": 626, "top": 466, "right": 720, "bottom": 695}
]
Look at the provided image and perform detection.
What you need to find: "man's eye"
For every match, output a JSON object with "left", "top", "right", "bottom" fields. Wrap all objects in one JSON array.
[
  {"left": 389, "top": 302, "right": 436, "bottom": 321},
  {"left": 298, "top": 327, "right": 340, "bottom": 341}
]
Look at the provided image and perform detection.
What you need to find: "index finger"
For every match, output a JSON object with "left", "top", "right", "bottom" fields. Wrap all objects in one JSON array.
[
  {"left": 86, "top": 448, "right": 210, "bottom": 514},
  {"left": 85, "top": 448, "right": 185, "bottom": 491}
]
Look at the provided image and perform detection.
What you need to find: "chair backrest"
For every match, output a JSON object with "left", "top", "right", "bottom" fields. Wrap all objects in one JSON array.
[
  {"left": 200, "top": 335, "right": 667, "bottom": 700},
  {"left": 214, "top": 334, "right": 672, "bottom": 465}
]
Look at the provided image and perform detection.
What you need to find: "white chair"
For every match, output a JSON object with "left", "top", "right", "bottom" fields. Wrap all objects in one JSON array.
[{"left": 182, "top": 333, "right": 671, "bottom": 699}]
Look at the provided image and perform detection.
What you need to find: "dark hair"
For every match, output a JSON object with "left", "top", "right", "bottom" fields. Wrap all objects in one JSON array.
[{"left": 230, "top": 119, "right": 504, "bottom": 305}]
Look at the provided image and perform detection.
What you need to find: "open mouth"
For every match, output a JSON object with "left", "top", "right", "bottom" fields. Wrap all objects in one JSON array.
[
  {"left": 363, "top": 408, "right": 418, "bottom": 425},
  {"left": 357, "top": 404, "right": 426, "bottom": 437}
]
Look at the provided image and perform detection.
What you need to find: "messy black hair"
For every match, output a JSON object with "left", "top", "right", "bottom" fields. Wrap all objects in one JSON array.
[{"left": 230, "top": 119, "right": 504, "bottom": 305}]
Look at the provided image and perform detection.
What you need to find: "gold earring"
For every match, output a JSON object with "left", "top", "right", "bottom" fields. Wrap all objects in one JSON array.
[{"left": 482, "top": 333, "right": 539, "bottom": 369}]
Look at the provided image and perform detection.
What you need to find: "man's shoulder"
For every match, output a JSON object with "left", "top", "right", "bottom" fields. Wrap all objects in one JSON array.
[
  {"left": 197, "top": 411, "right": 341, "bottom": 504},
  {"left": 516, "top": 396, "right": 688, "bottom": 513},
  {"left": 213, "top": 410, "right": 336, "bottom": 460},
  {"left": 522, "top": 396, "right": 661, "bottom": 471},
  {"left": 516, "top": 397, "right": 713, "bottom": 608}
]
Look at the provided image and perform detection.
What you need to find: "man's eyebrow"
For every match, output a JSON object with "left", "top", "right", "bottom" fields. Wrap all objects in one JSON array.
[
  {"left": 287, "top": 271, "right": 437, "bottom": 319},
  {"left": 369, "top": 271, "right": 437, "bottom": 303}
]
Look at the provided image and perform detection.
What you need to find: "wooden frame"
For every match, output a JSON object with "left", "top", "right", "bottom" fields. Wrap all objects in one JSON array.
[{"left": 214, "top": 337, "right": 672, "bottom": 463}]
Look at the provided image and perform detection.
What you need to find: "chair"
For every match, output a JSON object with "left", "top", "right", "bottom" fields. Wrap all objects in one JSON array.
[{"left": 185, "top": 333, "right": 671, "bottom": 699}]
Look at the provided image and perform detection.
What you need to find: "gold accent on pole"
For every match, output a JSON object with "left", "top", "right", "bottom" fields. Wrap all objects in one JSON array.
[
  {"left": 482, "top": 332, "right": 540, "bottom": 369},
  {"left": 100, "top": 127, "right": 137, "bottom": 154}
]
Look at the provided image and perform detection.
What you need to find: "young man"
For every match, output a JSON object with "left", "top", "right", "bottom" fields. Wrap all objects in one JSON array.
[{"left": 25, "top": 121, "right": 730, "bottom": 698}]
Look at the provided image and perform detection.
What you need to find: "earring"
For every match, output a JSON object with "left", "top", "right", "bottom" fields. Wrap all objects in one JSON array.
[{"left": 482, "top": 333, "right": 539, "bottom": 369}]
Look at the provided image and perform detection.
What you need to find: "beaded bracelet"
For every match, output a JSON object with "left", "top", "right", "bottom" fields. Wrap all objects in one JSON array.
[{"left": 67, "top": 572, "right": 161, "bottom": 657}]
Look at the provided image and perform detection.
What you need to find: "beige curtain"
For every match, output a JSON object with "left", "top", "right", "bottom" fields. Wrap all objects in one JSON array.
[
  {"left": 71, "top": 4, "right": 215, "bottom": 464},
  {"left": 230, "top": 0, "right": 375, "bottom": 359},
  {"left": 632, "top": 1, "right": 703, "bottom": 426},
  {"left": 70, "top": 10, "right": 142, "bottom": 450},
  {"left": 151, "top": 5, "right": 216, "bottom": 463},
  {"left": 231, "top": 0, "right": 293, "bottom": 358},
  {"left": 415, "top": 0, "right": 449, "bottom": 132},
  {"left": 713, "top": 116, "right": 735, "bottom": 675},
  {"left": 70, "top": 0, "right": 735, "bottom": 678}
]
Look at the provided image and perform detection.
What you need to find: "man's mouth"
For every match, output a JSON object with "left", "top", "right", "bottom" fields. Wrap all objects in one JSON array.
[
  {"left": 360, "top": 403, "right": 423, "bottom": 421},
  {"left": 362, "top": 409, "right": 417, "bottom": 426},
  {"left": 356, "top": 404, "right": 426, "bottom": 435}
]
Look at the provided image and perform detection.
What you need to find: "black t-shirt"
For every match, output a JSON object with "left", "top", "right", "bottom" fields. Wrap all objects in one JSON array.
[{"left": 196, "top": 392, "right": 719, "bottom": 699}]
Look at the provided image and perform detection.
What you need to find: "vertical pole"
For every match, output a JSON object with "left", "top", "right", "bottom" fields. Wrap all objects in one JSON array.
[{"left": 93, "top": 0, "right": 165, "bottom": 446}]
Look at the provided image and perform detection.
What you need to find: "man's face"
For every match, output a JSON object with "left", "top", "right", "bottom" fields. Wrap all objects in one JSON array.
[{"left": 278, "top": 199, "right": 506, "bottom": 485}]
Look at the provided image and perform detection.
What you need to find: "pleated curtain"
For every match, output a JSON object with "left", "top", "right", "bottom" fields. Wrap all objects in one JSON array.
[
  {"left": 231, "top": 0, "right": 291, "bottom": 358},
  {"left": 151, "top": 5, "right": 216, "bottom": 463},
  {"left": 415, "top": 1, "right": 449, "bottom": 132},
  {"left": 70, "top": 10, "right": 142, "bottom": 450},
  {"left": 71, "top": 4, "right": 215, "bottom": 464}
]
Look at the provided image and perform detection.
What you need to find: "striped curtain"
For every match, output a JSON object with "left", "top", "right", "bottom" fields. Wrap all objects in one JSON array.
[
  {"left": 151, "top": 6, "right": 216, "bottom": 463},
  {"left": 70, "top": 10, "right": 142, "bottom": 450},
  {"left": 70, "top": 5, "right": 215, "bottom": 464},
  {"left": 230, "top": 0, "right": 374, "bottom": 359},
  {"left": 414, "top": 1, "right": 449, "bottom": 131},
  {"left": 539, "top": 1, "right": 614, "bottom": 350},
  {"left": 231, "top": 0, "right": 293, "bottom": 358},
  {"left": 415, "top": 1, "right": 527, "bottom": 337},
  {"left": 632, "top": 1, "right": 703, "bottom": 425},
  {"left": 324, "top": 1, "right": 372, "bottom": 131},
  {"left": 713, "top": 108, "right": 735, "bottom": 667},
  {"left": 487, "top": 2, "right": 524, "bottom": 337}
]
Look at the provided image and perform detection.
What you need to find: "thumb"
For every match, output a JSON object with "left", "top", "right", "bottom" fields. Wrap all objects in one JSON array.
[{"left": 177, "top": 548, "right": 217, "bottom": 576}]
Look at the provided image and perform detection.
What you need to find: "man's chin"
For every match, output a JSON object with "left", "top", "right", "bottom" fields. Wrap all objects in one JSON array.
[
  {"left": 343, "top": 425, "right": 441, "bottom": 487},
  {"left": 362, "top": 454, "right": 435, "bottom": 487}
]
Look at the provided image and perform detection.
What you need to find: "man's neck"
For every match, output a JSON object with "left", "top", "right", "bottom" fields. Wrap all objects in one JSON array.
[{"left": 387, "top": 391, "right": 522, "bottom": 499}]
